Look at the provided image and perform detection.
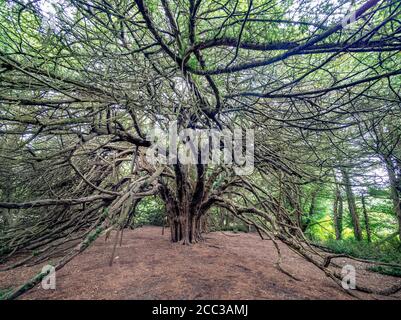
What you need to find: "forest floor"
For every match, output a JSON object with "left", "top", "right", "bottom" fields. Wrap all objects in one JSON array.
[{"left": 1, "top": 226, "right": 401, "bottom": 300}]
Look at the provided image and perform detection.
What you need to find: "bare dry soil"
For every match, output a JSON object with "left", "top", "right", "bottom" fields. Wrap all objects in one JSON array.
[{"left": 1, "top": 226, "right": 401, "bottom": 300}]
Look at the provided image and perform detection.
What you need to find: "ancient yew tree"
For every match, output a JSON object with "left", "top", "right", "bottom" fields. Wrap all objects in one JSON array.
[{"left": 0, "top": 0, "right": 401, "bottom": 298}]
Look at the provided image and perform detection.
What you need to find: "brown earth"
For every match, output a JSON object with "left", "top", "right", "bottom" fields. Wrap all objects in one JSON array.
[{"left": 1, "top": 226, "right": 401, "bottom": 300}]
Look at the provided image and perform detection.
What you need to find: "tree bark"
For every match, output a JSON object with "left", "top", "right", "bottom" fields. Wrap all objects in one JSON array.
[
  {"left": 309, "top": 188, "right": 319, "bottom": 216},
  {"left": 166, "top": 205, "right": 204, "bottom": 244},
  {"left": 160, "top": 163, "right": 208, "bottom": 244},
  {"left": 361, "top": 195, "right": 372, "bottom": 243},
  {"left": 385, "top": 159, "right": 401, "bottom": 241},
  {"left": 285, "top": 184, "right": 304, "bottom": 231},
  {"left": 219, "top": 207, "right": 229, "bottom": 229},
  {"left": 341, "top": 167, "right": 363, "bottom": 241},
  {"left": 333, "top": 185, "right": 343, "bottom": 240}
]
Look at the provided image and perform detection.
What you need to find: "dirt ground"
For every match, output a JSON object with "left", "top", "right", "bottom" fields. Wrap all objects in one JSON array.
[{"left": 1, "top": 226, "right": 401, "bottom": 300}]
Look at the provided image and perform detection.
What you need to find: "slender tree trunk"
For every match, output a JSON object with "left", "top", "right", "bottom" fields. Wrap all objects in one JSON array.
[
  {"left": 219, "top": 208, "right": 229, "bottom": 229},
  {"left": 219, "top": 208, "right": 225, "bottom": 229},
  {"left": 162, "top": 216, "right": 167, "bottom": 235},
  {"left": 301, "top": 187, "right": 319, "bottom": 232},
  {"left": 361, "top": 195, "right": 372, "bottom": 242},
  {"left": 341, "top": 167, "right": 363, "bottom": 241},
  {"left": 309, "top": 189, "right": 319, "bottom": 216},
  {"left": 201, "top": 215, "right": 208, "bottom": 233},
  {"left": 333, "top": 185, "right": 343, "bottom": 240},
  {"left": 385, "top": 159, "right": 401, "bottom": 241},
  {"left": 285, "top": 183, "right": 304, "bottom": 231}
]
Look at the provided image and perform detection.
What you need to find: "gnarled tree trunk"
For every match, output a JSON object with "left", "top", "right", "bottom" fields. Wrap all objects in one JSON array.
[{"left": 159, "top": 163, "right": 210, "bottom": 244}]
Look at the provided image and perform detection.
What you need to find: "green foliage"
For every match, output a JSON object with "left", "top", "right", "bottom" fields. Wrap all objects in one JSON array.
[
  {"left": 323, "top": 239, "right": 401, "bottom": 261},
  {"left": 207, "top": 208, "right": 249, "bottom": 233},
  {"left": 368, "top": 187, "right": 391, "bottom": 198},
  {"left": 305, "top": 189, "right": 398, "bottom": 242},
  {"left": 368, "top": 266, "right": 401, "bottom": 277},
  {"left": 368, "top": 198, "right": 394, "bottom": 216},
  {"left": 0, "top": 245, "right": 11, "bottom": 256},
  {"left": 135, "top": 197, "right": 165, "bottom": 227},
  {"left": 321, "top": 239, "right": 401, "bottom": 277},
  {"left": 0, "top": 287, "right": 13, "bottom": 300},
  {"left": 219, "top": 223, "right": 249, "bottom": 233}
]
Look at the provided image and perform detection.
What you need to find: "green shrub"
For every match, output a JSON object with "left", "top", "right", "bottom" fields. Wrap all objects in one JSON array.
[
  {"left": 219, "top": 223, "right": 249, "bottom": 233},
  {"left": 135, "top": 197, "right": 165, "bottom": 226},
  {"left": 368, "top": 266, "right": 401, "bottom": 277},
  {"left": 319, "top": 239, "right": 401, "bottom": 277}
]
